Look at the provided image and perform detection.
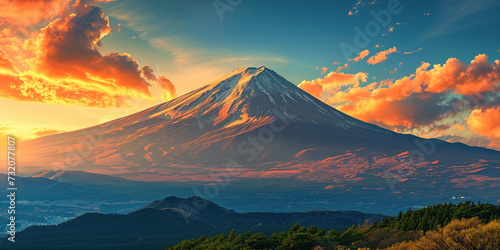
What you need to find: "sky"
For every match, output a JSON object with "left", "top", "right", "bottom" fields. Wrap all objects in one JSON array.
[{"left": 1, "top": 0, "right": 500, "bottom": 150}]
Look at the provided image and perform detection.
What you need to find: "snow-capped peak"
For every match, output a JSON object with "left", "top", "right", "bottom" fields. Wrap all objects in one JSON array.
[{"left": 139, "top": 66, "right": 384, "bottom": 132}]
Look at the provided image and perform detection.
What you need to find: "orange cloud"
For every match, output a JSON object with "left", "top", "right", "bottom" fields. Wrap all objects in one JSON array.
[
  {"left": 348, "top": 10, "right": 358, "bottom": 16},
  {"left": 29, "top": 6, "right": 151, "bottom": 95},
  {"left": 0, "top": 3, "right": 175, "bottom": 107},
  {"left": 158, "top": 75, "right": 176, "bottom": 100},
  {"left": 0, "top": 73, "right": 124, "bottom": 106},
  {"left": 301, "top": 54, "right": 500, "bottom": 151},
  {"left": 0, "top": 0, "right": 114, "bottom": 27},
  {"left": 298, "top": 71, "right": 368, "bottom": 98},
  {"left": 141, "top": 65, "right": 157, "bottom": 81},
  {"left": 404, "top": 47, "right": 423, "bottom": 54},
  {"left": 367, "top": 46, "right": 397, "bottom": 65},
  {"left": 303, "top": 54, "right": 500, "bottom": 132},
  {"left": 422, "top": 54, "right": 500, "bottom": 95},
  {"left": 0, "top": 28, "right": 27, "bottom": 71},
  {"left": 321, "top": 67, "right": 328, "bottom": 74},
  {"left": 467, "top": 107, "right": 500, "bottom": 138},
  {"left": 297, "top": 81, "right": 323, "bottom": 99},
  {"left": 140, "top": 65, "right": 176, "bottom": 101},
  {"left": 0, "top": 56, "right": 16, "bottom": 74},
  {"left": 335, "top": 63, "right": 349, "bottom": 72},
  {"left": 0, "top": 0, "right": 72, "bottom": 26},
  {"left": 350, "top": 49, "right": 369, "bottom": 62}
]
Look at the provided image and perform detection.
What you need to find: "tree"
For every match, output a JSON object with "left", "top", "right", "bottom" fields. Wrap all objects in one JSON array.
[
  {"left": 386, "top": 218, "right": 500, "bottom": 250},
  {"left": 228, "top": 229, "right": 237, "bottom": 241},
  {"left": 338, "top": 225, "right": 363, "bottom": 246}
]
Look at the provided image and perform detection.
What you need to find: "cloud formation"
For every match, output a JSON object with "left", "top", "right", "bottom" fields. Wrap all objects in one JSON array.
[
  {"left": 367, "top": 46, "right": 397, "bottom": 65},
  {"left": 30, "top": 6, "right": 152, "bottom": 95},
  {"left": 335, "top": 63, "right": 349, "bottom": 72},
  {"left": 348, "top": 10, "right": 358, "bottom": 16},
  {"left": 158, "top": 75, "right": 176, "bottom": 101},
  {"left": 298, "top": 71, "right": 368, "bottom": 99},
  {"left": 0, "top": 2, "right": 175, "bottom": 107},
  {"left": 0, "top": 56, "right": 16, "bottom": 74},
  {"left": 403, "top": 48, "right": 423, "bottom": 54},
  {"left": 350, "top": 49, "right": 370, "bottom": 62},
  {"left": 0, "top": 0, "right": 115, "bottom": 27},
  {"left": 348, "top": 0, "right": 377, "bottom": 15},
  {"left": 467, "top": 107, "right": 500, "bottom": 138},
  {"left": 0, "top": 0, "right": 72, "bottom": 26},
  {"left": 299, "top": 54, "right": 500, "bottom": 150}
]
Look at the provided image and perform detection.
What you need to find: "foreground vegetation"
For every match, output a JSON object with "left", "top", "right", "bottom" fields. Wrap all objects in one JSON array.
[{"left": 166, "top": 201, "right": 500, "bottom": 249}]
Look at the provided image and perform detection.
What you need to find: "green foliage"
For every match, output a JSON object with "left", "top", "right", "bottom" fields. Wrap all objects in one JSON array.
[
  {"left": 165, "top": 223, "right": 357, "bottom": 250},
  {"left": 370, "top": 201, "right": 500, "bottom": 232},
  {"left": 337, "top": 226, "right": 363, "bottom": 246},
  {"left": 166, "top": 202, "right": 500, "bottom": 250}
]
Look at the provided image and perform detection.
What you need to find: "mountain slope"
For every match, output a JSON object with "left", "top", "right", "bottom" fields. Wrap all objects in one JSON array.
[
  {"left": 19, "top": 67, "right": 500, "bottom": 199},
  {"left": 20, "top": 67, "right": 389, "bottom": 169},
  {"left": 0, "top": 173, "right": 90, "bottom": 200},
  {"left": 31, "top": 170, "right": 136, "bottom": 186}
]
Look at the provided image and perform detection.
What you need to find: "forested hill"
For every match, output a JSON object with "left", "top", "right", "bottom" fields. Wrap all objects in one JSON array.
[
  {"left": 166, "top": 201, "right": 500, "bottom": 250},
  {"left": 0, "top": 196, "right": 384, "bottom": 249},
  {"left": 371, "top": 201, "right": 500, "bottom": 231}
]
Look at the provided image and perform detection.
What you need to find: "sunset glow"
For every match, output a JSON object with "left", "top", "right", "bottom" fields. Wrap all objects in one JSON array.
[{"left": 1, "top": 0, "right": 500, "bottom": 152}]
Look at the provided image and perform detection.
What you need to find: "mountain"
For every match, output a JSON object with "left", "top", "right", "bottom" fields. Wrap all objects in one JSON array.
[
  {"left": 20, "top": 66, "right": 393, "bottom": 174},
  {"left": 0, "top": 171, "right": 207, "bottom": 233},
  {"left": 0, "top": 173, "right": 90, "bottom": 200},
  {"left": 5, "top": 170, "right": 193, "bottom": 201},
  {"left": 142, "top": 196, "right": 236, "bottom": 218},
  {"left": 18, "top": 66, "right": 500, "bottom": 210},
  {"left": 31, "top": 170, "right": 139, "bottom": 187},
  {"left": 3, "top": 196, "right": 386, "bottom": 249}
]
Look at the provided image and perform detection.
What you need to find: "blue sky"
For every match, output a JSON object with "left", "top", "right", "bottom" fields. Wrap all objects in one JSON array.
[{"left": 99, "top": 0, "right": 500, "bottom": 93}]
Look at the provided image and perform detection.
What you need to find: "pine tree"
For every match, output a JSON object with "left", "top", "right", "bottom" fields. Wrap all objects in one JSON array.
[{"left": 228, "top": 229, "right": 237, "bottom": 241}]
